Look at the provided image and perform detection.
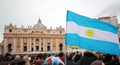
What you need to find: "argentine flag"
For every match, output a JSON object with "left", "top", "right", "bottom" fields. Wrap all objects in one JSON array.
[{"left": 66, "top": 10, "right": 120, "bottom": 55}]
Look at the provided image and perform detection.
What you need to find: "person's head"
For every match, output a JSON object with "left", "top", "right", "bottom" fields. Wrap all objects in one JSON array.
[
  {"left": 76, "top": 51, "right": 79, "bottom": 54},
  {"left": 66, "top": 52, "right": 73, "bottom": 60},
  {"left": 91, "top": 60, "right": 105, "bottom": 65},
  {"left": 24, "top": 56, "right": 31, "bottom": 62},
  {"left": 15, "top": 55, "right": 21, "bottom": 60},
  {"left": 84, "top": 51, "right": 97, "bottom": 57},
  {"left": 111, "top": 55, "right": 117, "bottom": 60},
  {"left": 36, "top": 54, "right": 44, "bottom": 63},
  {"left": 58, "top": 52, "right": 64, "bottom": 57},
  {"left": 104, "top": 54, "right": 112, "bottom": 62}
]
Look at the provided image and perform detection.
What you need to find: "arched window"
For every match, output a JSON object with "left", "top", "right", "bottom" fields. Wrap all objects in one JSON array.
[
  {"left": 47, "top": 43, "right": 50, "bottom": 51},
  {"left": 31, "top": 48, "right": 34, "bottom": 51},
  {"left": 9, "top": 29, "right": 12, "bottom": 32},
  {"left": 41, "top": 47, "right": 43, "bottom": 51},
  {"left": 23, "top": 46, "right": 27, "bottom": 52},
  {"left": 36, "top": 46, "right": 39, "bottom": 51},
  {"left": 8, "top": 44, "right": 12, "bottom": 52},
  {"left": 59, "top": 44, "right": 63, "bottom": 51}
]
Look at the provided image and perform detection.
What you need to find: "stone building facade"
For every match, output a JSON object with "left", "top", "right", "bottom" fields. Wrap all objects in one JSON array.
[
  {"left": 3, "top": 18, "right": 65, "bottom": 54},
  {"left": 98, "top": 16, "right": 118, "bottom": 27}
]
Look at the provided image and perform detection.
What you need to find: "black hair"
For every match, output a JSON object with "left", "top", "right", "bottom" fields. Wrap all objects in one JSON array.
[
  {"left": 58, "top": 52, "right": 64, "bottom": 57},
  {"left": 36, "top": 54, "right": 44, "bottom": 60}
]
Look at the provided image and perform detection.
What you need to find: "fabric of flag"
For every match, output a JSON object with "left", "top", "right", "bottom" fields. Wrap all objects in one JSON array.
[{"left": 66, "top": 10, "right": 120, "bottom": 55}]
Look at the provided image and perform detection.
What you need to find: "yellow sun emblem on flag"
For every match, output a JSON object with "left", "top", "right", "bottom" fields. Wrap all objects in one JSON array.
[{"left": 86, "top": 29, "right": 94, "bottom": 37}]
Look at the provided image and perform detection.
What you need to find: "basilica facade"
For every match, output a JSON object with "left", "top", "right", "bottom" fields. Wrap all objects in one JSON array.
[{"left": 3, "top": 18, "right": 65, "bottom": 54}]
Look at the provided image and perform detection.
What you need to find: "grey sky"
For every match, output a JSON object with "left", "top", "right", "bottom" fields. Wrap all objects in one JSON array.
[{"left": 0, "top": 0, "right": 120, "bottom": 42}]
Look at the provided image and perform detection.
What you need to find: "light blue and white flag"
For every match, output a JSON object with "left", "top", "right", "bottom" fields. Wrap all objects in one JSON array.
[{"left": 66, "top": 10, "right": 120, "bottom": 55}]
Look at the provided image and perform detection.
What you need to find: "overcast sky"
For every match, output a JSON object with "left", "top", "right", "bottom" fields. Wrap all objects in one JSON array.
[{"left": 0, "top": 0, "right": 120, "bottom": 42}]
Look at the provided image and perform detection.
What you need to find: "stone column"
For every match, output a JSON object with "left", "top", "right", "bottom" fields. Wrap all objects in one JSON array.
[
  {"left": 4, "top": 38, "right": 7, "bottom": 53},
  {"left": 48, "top": 38, "right": 54, "bottom": 52},
  {"left": 50, "top": 38, "right": 53, "bottom": 52},
  {"left": 21, "top": 38, "right": 23, "bottom": 52},
  {"left": 34, "top": 38, "right": 36, "bottom": 51},
  {"left": 27, "top": 37, "right": 30, "bottom": 52},
  {"left": 63, "top": 39, "right": 65, "bottom": 52},
  {"left": 13, "top": 38, "right": 17, "bottom": 54},
  {"left": 44, "top": 38, "right": 47, "bottom": 52},
  {"left": 55, "top": 39, "right": 59, "bottom": 53},
  {"left": 53, "top": 39, "right": 55, "bottom": 52},
  {"left": 39, "top": 38, "right": 41, "bottom": 51},
  {"left": 29, "top": 38, "right": 31, "bottom": 52}
]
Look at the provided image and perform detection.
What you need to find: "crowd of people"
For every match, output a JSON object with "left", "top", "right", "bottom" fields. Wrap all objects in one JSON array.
[{"left": 0, "top": 51, "right": 120, "bottom": 65}]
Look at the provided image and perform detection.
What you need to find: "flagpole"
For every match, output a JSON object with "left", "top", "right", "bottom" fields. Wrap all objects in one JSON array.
[
  {"left": 64, "top": 10, "right": 68, "bottom": 65},
  {"left": 64, "top": 44, "right": 67, "bottom": 65}
]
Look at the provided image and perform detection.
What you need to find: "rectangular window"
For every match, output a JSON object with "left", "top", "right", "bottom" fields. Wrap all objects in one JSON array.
[
  {"left": 31, "top": 38, "right": 34, "bottom": 43},
  {"left": 36, "top": 46, "right": 39, "bottom": 51},
  {"left": 31, "top": 48, "right": 33, "bottom": 51},
  {"left": 41, "top": 38, "right": 43, "bottom": 42},
  {"left": 24, "top": 43, "right": 27, "bottom": 45},
  {"left": 41, "top": 43, "right": 43, "bottom": 45},
  {"left": 60, "top": 31, "right": 62, "bottom": 34},
  {"left": 41, "top": 48, "right": 43, "bottom": 51},
  {"left": 23, "top": 46, "right": 27, "bottom": 52},
  {"left": 47, "top": 46, "right": 50, "bottom": 51}
]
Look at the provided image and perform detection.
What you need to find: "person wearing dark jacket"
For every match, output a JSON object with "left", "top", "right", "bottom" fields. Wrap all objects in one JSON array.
[
  {"left": 77, "top": 51, "right": 98, "bottom": 65},
  {"left": 109, "top": 55, "right": 119, "bottom": 65},
  {"left": 10, "top": 55, "right": 25, "bottom": 65},
  {"left": 102, "top": 54, "right": 112, "bottom": 65},
  {"left": 72, "top": 51, "right": 81, "bottom": 62},
  {"left": 66, "top": 52, "right": 77, "bottom": 65}
]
